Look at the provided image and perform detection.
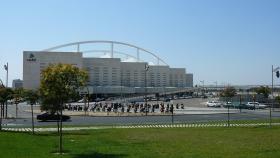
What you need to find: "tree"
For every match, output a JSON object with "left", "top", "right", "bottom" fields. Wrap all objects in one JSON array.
[
  {"left": 40, "top": 63, "right": 88, "bottom": 153},
  {"left": 13, "top": 88, "right": 25, "bottom": 118},
  {"left": 40, "top": 64, "right": 88, "bottom": 113},
  {"left": 275, "top": 96, "right": 280, "bottom": 106},
  {"left": 220, "top": 86, "right": 236, "bottom": 98},
  {"left": 0, "top": 86, "right": 13, "bottom": 130},
  {"left": 0, "top": 87, "right": 13, "bottom": 118},
  {"left": 24, "top": 89, "right": 39, "bottom": 134},
  {"left": 255, "top": 86, "right": 270, "bottom": 98},
  {"left": 220, "top": 86, "right": 236, "bottom": 127}
]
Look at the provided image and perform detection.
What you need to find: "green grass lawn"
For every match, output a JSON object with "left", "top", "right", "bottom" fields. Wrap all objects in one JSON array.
[{"left": 1, "top": 126, "right": 280, "bottom": 158}]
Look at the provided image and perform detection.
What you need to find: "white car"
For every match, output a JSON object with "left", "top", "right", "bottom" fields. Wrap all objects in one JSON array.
[
  {"left": 245, "top": 102, "right": 267, "bottom": 109},
  {"left": 206, "top": 101, "right": 222, "bottom": 107}
]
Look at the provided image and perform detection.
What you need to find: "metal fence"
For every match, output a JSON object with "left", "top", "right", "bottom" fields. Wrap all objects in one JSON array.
[{"left": 1, "top": 98, "right": 280, "bottom": 132}]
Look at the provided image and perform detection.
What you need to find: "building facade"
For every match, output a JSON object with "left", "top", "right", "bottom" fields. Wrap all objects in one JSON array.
[
  {"left": 12, "top": 79, "right": 23, "bottom": 89},
  {"left": 185, "top": 73, "right": 193, "bottom": 87},
  {"left": 23, "top": 51, "right": 193, "bottom": 93}
]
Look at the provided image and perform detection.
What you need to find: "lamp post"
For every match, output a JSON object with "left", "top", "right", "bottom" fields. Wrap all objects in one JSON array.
[
  {"left": 271, "top": 65, "right": 280, "bottom": 127},
  {"left": 213, "top": 81, "right": 217, "bottom": 96},
  {"left": 4, "top": 63, "right": 8, "bottom": 118},
  {"left": 200, "top": 80, "right": 204, "bottom": 97},
  {"left": 145, "top": 64, "right": 149, "bottom": 116},
  {"left": 0, "top": 79, "right": 3, "bottom": 131},
  {"left": 4, "top": 63, "right": 8, "bottom": 87},
  {"left": 84, "top": 86, "right": 90, "bottom": 116}
]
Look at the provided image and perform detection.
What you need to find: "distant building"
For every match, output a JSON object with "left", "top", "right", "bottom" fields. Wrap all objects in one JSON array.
[
  {"left": 185, "top": 73, "right": 193, "bottom": 87},
  {"left": 12, "top": 79, "right": 23, "bottom": 89},
  {"left": 23, "top": 51, "right": 193, "bottom": 93}
]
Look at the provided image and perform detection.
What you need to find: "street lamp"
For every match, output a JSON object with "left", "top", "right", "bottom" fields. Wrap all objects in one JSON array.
[
  {"left": 145, "top": 64, "right": 149, "bottom": 116},
  {"left": 271, "top": 65, "right": 280, "bottom": 127},
  {"left": 0, "top": 79, "right": 3, "bottom": 131},
  {"left": 84, "top": 86, "right": 90, "bottom": 116},
  {"left": 214, "top": 81, "right": 218, "bottom": 97},
  {"left": 4, "top": 63, "right": 8, "bottom": 87},
  {"left": 200, "top": 80, "right": 204, "bottom": 97}
]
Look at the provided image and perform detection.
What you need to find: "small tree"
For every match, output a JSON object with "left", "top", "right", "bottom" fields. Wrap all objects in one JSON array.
[
  {"left": 40, "top": 63, "right": 88, "bottom": 153},
  {"left": 275, "top": 96, "right": 280, "bottom": 106},
  {"left": 255, "top": 86, "right": 270, "bottom": 98},
  {"left": 220, "top": 86, "right": 236, "bottom": 127},
  {"left": 13, "top": 88, "right": 25, "bottom": 118},
  {"left": 220, "top": 86, "right": 236, "bottom": 98},
  {"left": 24, "top": 89, "right": 39, "bottom": 134},
  {"left": 0, "top": 86, "right": 13, "bottom": 130},
  {"left": 0, "top": 87, "right": 13, "bottom": 118}
]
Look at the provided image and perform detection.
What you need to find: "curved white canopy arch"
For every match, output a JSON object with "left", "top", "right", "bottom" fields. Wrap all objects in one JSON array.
[{"left": 42, "top": 40, "right": 168, "bottom": 66}]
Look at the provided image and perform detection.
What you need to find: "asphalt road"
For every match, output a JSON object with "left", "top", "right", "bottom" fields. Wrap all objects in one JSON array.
[
  {"left": 2, "top": 100, "right": 280, "bottom": 127},
  {"left": 3, "top": 109, "right": 280, "bottom": 127}
]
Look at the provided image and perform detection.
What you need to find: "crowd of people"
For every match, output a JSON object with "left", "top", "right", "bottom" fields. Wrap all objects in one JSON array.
[{"left": 64, "top": 102, "right": 185, "bottom": 114}]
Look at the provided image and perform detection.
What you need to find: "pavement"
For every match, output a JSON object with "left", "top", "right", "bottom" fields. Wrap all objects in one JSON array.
[{"left": 3, "top": 99, "right": 280, "bottom": 127}]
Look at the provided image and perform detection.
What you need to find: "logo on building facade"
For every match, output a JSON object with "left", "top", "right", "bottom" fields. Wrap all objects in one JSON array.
[{"left": 26, "top": 53, "right": 36, "bottom": 62}]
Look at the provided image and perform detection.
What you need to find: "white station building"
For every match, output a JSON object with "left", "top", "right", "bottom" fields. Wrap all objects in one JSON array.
[{"left": 23, "top": 42, "right": 193, "bottom": 94}]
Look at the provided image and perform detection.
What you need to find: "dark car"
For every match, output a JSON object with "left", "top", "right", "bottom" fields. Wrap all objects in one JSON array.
[{"left": 37, "top": 113, "right": 71, "bottom": 122}]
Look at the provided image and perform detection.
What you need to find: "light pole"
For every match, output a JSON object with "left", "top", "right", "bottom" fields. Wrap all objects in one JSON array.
[
  {"left": 145, "top": 64, "right": 149, "bottom": 116},
  {"left": 84, "top": 86, "right": 90, "bottom": 116},
  {"left": 4, "top": 63, "right": 8, "bottom": 118},
  {"left": 213, "top": 81, "right": 218, "bottom": 97},
  {"left": 200, "top": 80, "right": 204, "bottom": 97},
  {"left": 271, "top": 65, "right": 279, "bottom": 127},
  {"left": 120, "top": 72, "right": 124, "bottom": 105},
  {"left": 4, "top": 63, "right": 8, "bottom": 87},
  {"left": 0, "top": 79, "right": 3, "bottom": 131}
]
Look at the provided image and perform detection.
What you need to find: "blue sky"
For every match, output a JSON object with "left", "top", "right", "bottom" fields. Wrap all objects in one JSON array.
[{"left": 0, "top": 0, "right": 280, "bottom": 86}]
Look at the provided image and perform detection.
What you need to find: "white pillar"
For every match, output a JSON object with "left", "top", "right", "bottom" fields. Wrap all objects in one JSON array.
[
  {"left": 137, "top": 49, "right": 140, "bottom": 62},
  {"left": 111, "top": 43, "right": 114, "bottom": 58}
]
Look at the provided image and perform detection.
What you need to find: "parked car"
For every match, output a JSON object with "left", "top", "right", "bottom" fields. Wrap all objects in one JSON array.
[
  {"left": 245, "top": 102, "right": 267, "bottom": 110},
  {"left": 184, "top": 96, "right": 192, "bottom": 99},
  {"left": 37, "top": 113, "right": 71, "bottom": 122},
  {"left": 206, "top": 101, "right": 221, "bottom": 107},
  {"left": 234, "top": 103, "right": 248, "bottom": 109},
  {"left": 222, "top": 102, "right": 234, "bottom": 108},
  {"left": 164, "top": 98, "right": 171, "bottom": 102}
]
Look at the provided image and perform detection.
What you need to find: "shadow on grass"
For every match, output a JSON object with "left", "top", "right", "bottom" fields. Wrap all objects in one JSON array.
[
  {"left": 72, "top": 152, "right": 127, "bottom": 158},
  {"left": 34, "top": 131, "right": 90, "bottom": 137}
]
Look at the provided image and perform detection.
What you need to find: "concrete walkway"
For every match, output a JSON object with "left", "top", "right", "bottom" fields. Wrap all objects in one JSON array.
[{"left": 1, "top": 122, "right": 280, "bottom": 132}]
